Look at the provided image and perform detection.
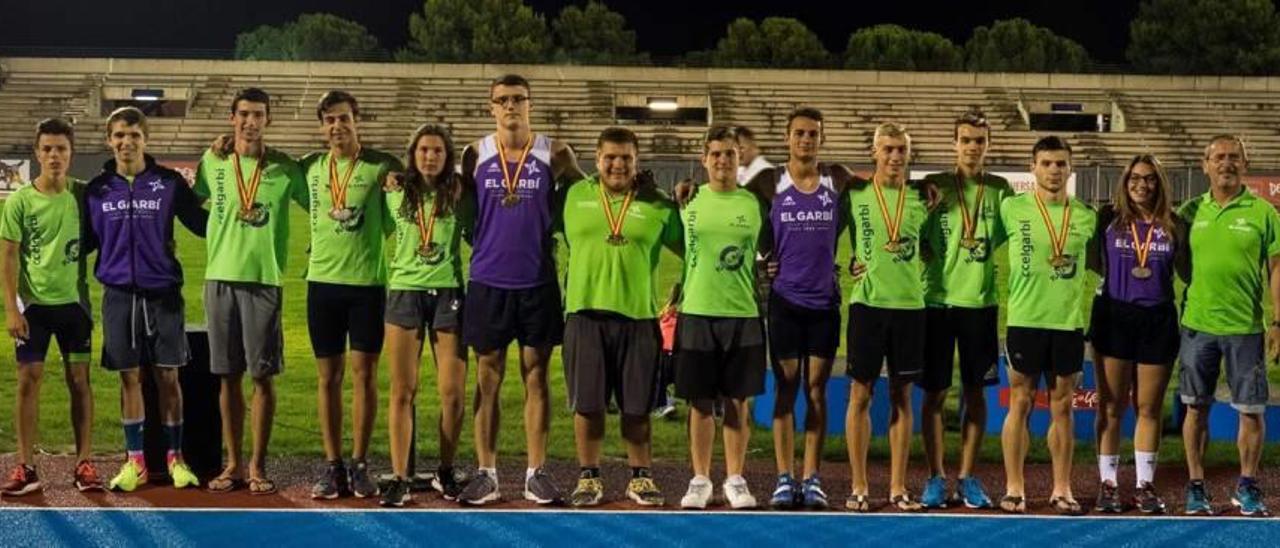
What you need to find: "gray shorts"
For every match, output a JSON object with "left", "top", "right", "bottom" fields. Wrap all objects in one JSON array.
[
  {"left": 385, "top": 288, "right": 464, "bottom": 332},
  {"left": 101, "top": 286, "right": 189, "bottom": 371},
  {"left": 205, "top": 281, "right": 284, "bottom": 378},
  {"left": 1178, "top": 328, "right": 1269, "bottom": 414}
]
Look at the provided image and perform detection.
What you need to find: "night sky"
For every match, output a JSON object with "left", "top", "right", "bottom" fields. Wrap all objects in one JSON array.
[{"left": 1, "top": 0, "right": 1148, "bottom": 62}]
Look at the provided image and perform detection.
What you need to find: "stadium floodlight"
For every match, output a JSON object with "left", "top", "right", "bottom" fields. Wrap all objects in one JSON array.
[
  {"left": 647, "top": 97, "right": 678, "bottom": 111},
  {"left": 131, "top": 88, "right": 164, "bottom": 102}
]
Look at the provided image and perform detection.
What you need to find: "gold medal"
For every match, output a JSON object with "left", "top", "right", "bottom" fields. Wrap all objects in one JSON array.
[
  {"left": 237, "top": 205, "right": 264, "bottom": 224},
  {"left": 496, "top": 136, "right": 534, "bottom": 209},
  {"left": 883, "top": 240, "right": 902, "bottom": 253},
  {"left": 1033, "top": 192, "right": 1073, "bottom": 271},
  {"left": 233, "top": 150, "right": 266, "bottom": 225},
  {"left": 1050, "top": 254, "right": 1073, "bottom": 268},
  {"left": 328, "top": 207, "right": 352, "bottom": 221},
  {"left": 501, "top": 193, "right": 520, "bottom": 207},
  {"left": 607, "top": 234, "right": 628, "bottom": 246},
  {"left": 871, "top": 176, "right": 907, "bottom": 254},
  {"left": 960, "top": 237, "right": 980, "bottom": 250},
  {"left": 598, "top": 181, "right": 635, "bottom": 248},
  {"left": 416, "top": 196, "right": 441, "bottom": 257},
  {"left": 327, "top": 149, "right": 361, "bottom": 219},
  {"left": 1128, "top": 221, "right": 1157, "bottom": 280},
  {"left": 954, "top": 171, "right": 986, "bottom": 252},
  {"left": 417, "top": 242, "right": 438, "bottom": 258}
]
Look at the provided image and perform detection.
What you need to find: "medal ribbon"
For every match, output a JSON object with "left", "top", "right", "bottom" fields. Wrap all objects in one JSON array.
[
  {"left": 871, "top": 177, "right": 907, "bottom": 247},
  {"left": 496, "top": 137, "right": 534, "bottom": 201},
  {"left": 416, "top": 192, "right": 441, "bottom": 251},
  {"left": 954, "top": 171, "right": 986, "bottom": 242},
  {"left": 1032, "top": 192, "right": 1072, "bottom": 260},
  {"left": 233, "top": 151, "right": 266, "bottom": 214},
  {"left": 598, "top": 182, "right": 635, "bottom": 241},
  {"left": 1128, "top": 220, "right": 1156, "bottom": 270},
  {"left": 327, "top": 148, "right": 361, "bottom": 211}
]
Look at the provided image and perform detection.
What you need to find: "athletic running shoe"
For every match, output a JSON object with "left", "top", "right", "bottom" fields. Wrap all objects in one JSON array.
[
  {"left": 458, "top": 469, "right": 501, "bottom": 506},
  {"left": 169, "top": 461, "right": 199, "bottom": 489},
  {"left": 73, "top": 460, "right": 104, "bottom": 492},
  {"left": 524, "top": 468, "right": 563, "bottom": 505},
  {"left": 350, "top": 460, "right": 379, "bottom": 498},
  {"left": 379, "top": 477, "right": 411, "bottom": 508},
  {"left": 626, "top": 476, "right": 665, "bottom": 507},
  {"left": 956, "top": 476, "right": 994, "bottom": 509},
  {"left": 1184, "top": 481, "right": 1213, "bottom": 515},
  {"left": 802, "top": 476, "right": 828, "bottom": 510},
  {"left": 723, "top": 475, "right": 757, "bottom": 509},
  {"left": 652, "top": 402, "right": 677, "bottom": 421},
  {"left": 769, "top": 474, "right": 798, "bottom": 510},
  {"left": 1133, "top": 481, "right": 1166, "bottom": 514},
  {"left": 1095, "top": 480, "right": 1123, "bottom": 513},
  {"left": 311, "top": 461, "right": 349, "bottom": 500},
  {"left": 107, "top": 460, "right": 147, "bottom": 492},
  {"left": 680, "top": 475, "right": 712, "bottom": 509},
  {"left": 570, "top": 476, "right": 604, "bottom": 507},
  {"left": 1232, "top": 483, "right": 1271, "bottom": 517},
  {"left": 432, "top": 466, "right": 465, "bottom": 501},
  {"left": 921, "top": 475, "right": 947, "bottom": 509},
  {"left": 1, "top": 465, "right": 41, "bottom": 496}
]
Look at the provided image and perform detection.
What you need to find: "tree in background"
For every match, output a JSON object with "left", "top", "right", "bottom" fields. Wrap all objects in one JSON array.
[
  {"left": 964, "top": 18, "right": 1090, "bottom": 73},
  {"left": 1128, "top": 0, "right": 1280, "bottom": 75},
  {"left": 844, "top": 24, "right": 963, "bottom": 71},
  {"left": 398, "top": 0, "right": 550, "bottom": 63},
  {"left": 551, "top": 1, "right": 648, "bottom": 65},
  {"left": 712, "top": 17, "right": 832, "bottom": 68},
  {"left": 234, "top": 13, "right": 387, "bottom": 61}
]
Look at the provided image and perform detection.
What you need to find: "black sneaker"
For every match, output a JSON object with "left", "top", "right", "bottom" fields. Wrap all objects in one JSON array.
[
  {"left": 432, "top": 466, "right": 466, "bottom": 501},
  {"left": 524, "top": 468, "right": 563, "bottom": 505},
  {"left": 380, "top": 477, "right": 411, "bottom": 508},
  {"left": 458, "top": 469, "right": 501, "bottom": 506},
  {"left": 1133, "top": 482, "right": 1166, "bottom": 514},
  {"left": 311, "top": 461, "right": 349, "bottom": 500},
  {"left": 350, "top": 460, "right": 379, "bottom": 498},
  {"left": 1095, "top": 480, "right": 1124, "bottom": 513}
]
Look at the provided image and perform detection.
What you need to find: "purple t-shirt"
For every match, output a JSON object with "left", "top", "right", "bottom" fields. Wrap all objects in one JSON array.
[
  {"left": 770, "top": 169, "right": 840, "bottom": 309},
  {"left": 1103, "top": 218, "right": 1175, "bottom": 306},
  {"left": 469, "top": 133, "right": 556, "bottom": 289}
]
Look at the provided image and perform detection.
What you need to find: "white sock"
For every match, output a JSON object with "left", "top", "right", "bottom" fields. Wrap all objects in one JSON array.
[
  {"left": 480, "top": 467, "right": 498, "bottom": 480},
  {"left": 1135, "top": 451, "right": 1157, "bottom": 487},
  {"left": 526, "top": 467, "right": 536, "bottom": 481},
  {"left": 1098, "top": 455, "right": 1119, "bottom": 485}
]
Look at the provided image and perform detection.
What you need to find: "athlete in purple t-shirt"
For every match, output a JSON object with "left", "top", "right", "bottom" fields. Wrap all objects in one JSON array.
[{"left": 455, "top": 74, "right": 585, "bottom": 506}]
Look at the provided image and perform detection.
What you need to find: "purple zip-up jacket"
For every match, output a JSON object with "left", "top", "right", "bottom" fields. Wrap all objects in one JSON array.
[{"left": 83, "top": 155, "right": 207, "bottom": 291}]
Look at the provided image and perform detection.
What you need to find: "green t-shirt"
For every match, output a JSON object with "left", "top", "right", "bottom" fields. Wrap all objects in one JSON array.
[
  {"left": 922, "top": 172, "right": 1013, "bottom": 308},
  {"left": 1179, "top": 189, "right": 1280, "bottom": 335},
  {"left": 194, "top": 148, "right": 307, "bottom": 286},
  {"left": 0, "top": 180, "right": 87, "bottom": 306},
  {"left": 561, "top": 177, "right": 683, "bottom": 319},
  {"left": 299, "top": 148, "right": 402, "bottom": 286},
  {"left": 385, "top": 186, "right": 470, "bottom": 290},
  {"left": 846, "top": 179, "right": 930, "bottom": 310},
  {"left": 1000, "top": 192, "right": 1097, "bottom": 330},
  {"left": 679, "top": 186, "right": 765, "bottom": 318}
]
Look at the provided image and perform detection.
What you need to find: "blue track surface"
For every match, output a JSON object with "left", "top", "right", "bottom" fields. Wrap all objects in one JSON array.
[{"left": 1, "top": 508, "right": 1276, "bottom": 547}]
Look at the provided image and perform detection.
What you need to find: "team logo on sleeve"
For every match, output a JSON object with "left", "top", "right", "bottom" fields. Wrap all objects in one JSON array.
[{"left": 717, "top": 245, "right": 745, "bottom": 271}]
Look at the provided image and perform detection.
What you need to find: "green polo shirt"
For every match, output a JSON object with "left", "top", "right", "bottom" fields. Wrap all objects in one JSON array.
[{"left": 1179, "top": 188, "right": 1280, "bottom": 335}]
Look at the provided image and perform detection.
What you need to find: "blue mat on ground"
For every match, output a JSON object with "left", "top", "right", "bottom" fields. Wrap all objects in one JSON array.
[{"left": 1, "top": 508, "right": 1276, "bottom": 547}]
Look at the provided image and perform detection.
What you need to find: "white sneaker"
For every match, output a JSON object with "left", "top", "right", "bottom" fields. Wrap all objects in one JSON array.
[
  {"left": 723, "top": 475, "right": 757, "bottom": 509},
  {"left": 680, "top": 475, "right": 713, "bottom": 509}
]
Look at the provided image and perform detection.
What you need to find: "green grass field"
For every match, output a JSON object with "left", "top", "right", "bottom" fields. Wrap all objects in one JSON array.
[{"left": 0, "top": 204, "right": 1276, "bottom": 469}]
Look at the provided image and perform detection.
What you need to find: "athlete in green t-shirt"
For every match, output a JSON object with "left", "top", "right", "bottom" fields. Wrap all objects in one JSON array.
[
  {"left": 195, "top": 89, "right": 307, "bottom": 496},
  {"left": 998, "top": 136, "right": 1097, "bottom": 515},
  {"left": 917, "top": 112, "right": 1013, "bottom": 509},
  {"left": 676, "top": 126, "right": 771, "bottom": 510},
  {"left": 0, "top": 119, "right": 100, "bottom": 495},
  {"left": 380, "top": 124, "right": 473, "bottom": 507},
  {"left": 1176, "top": 135, "right": 1280, "bottom": 517},
  {"left": 560, "top": 127, "right": 682, "bottom": 508},
  {"left": 300, "top": 91, "right": 405, "bottom": 500},
  {"left": 842, "top": 123, "right": 930, "bottom": 513}
]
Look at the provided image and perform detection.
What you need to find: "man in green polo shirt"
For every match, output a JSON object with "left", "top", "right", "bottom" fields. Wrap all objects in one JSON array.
[
  {"left": 560, "top": 127, "right": 683, "bottom": 507},
  {"left": 195, "top": 88, "right": 307, "bottom": 495},
  {"left": 1177, "top": 135, "right": 1280, "bottom": 517}
]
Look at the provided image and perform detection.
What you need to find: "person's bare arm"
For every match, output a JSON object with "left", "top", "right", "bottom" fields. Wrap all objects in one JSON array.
[
  {"left": 1268, "top": 255, "right": 1280, "bottom": 362},
  {"left": 551, "top": 139, "right": 586, "bottom": 184},
  {"left": 1, "top": 240, "right": 27, "bottom": 340}
]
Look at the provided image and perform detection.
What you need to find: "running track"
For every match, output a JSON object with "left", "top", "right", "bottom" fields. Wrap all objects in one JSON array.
[{"left": 1, "top": 508, "right": 1276, "bottom": 547}]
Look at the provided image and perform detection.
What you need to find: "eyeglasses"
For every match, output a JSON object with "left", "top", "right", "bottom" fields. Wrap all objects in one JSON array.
[
  {"left": 491, "top": 95, "right": 529, "bottom": 107},
  {"left": 1127, "top": 173, "right": 1159, "bottom": 184}
]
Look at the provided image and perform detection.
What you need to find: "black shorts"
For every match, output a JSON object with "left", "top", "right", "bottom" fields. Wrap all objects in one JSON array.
[
  {"left": 921, "top": 306, "right": 1000, "bottom": 392},
  {"left": 768, "top": 292, "right": 840, "bottom": 361},
  {"left": 674, "top": 314, "right": 767, "bottom": 400},
  {"left": 1088, "top": 294, "right": 1179, "bottom": 365},
  {"left": 101, "top": 286, "right": 189, "bottom": 370},
  {"left": 385, "top": 288, "right": 464, "bottom": 333},
  {"left": 563, "top": 311, "right": 661, "bottom": 416},
  {"left": 846, "top": 304, "right": 925, "bottom": 384},
  {"left": 15, "top": 303, "right": 92, "bottom": 365},
  {"left": 1005, "top": 326, "right": 1085, "bottom": 387},
  {"left": 462, "top": 281, "right": 564, "bottom": 353},
  {"left": 306, "top": 281, "right": 386, "bottom": 358}
]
